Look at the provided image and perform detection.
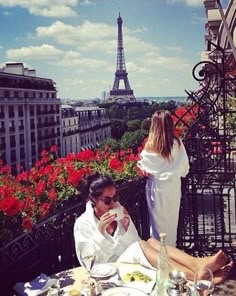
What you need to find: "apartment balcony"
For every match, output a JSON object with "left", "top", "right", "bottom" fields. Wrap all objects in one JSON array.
[
  {"left": 38, "top": 132, "right": 60, "bottom": 141},
  {"left": 37, "top": 121, "right": 58, "bottom": 128},
  {"left": 0, "top": 175, "right": 235, "bottom": 296}
]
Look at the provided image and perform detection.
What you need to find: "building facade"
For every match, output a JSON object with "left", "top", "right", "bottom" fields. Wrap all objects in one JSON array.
[
  {"left": 76, "top": 106, "right": 111, "bottom": 151},
  {"left": 203, "top": 0, "right": 236, "bottom": 59},
  {"left": 61, "top": 105, "right": 80, "bottom": 156},
  {"left": 0, "top": 63, "right": 61, "bottom": 173}
]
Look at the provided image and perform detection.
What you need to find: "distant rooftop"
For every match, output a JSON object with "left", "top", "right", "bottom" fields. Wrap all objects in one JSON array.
[
  {"left": 0, "top": 62, "right": 36, "bottom": 77},
  {"left": 75, "top": 106, "right": 104, "bottom": 111}
]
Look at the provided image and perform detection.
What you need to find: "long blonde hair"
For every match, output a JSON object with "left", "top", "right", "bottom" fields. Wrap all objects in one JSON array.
[{"left": 145, "top": 110, "right": 180, "bottom": 160}]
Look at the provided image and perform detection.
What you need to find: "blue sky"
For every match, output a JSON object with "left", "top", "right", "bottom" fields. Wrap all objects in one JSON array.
[{"left": 0, "top": 0, "right": 227, "bottom": 100}]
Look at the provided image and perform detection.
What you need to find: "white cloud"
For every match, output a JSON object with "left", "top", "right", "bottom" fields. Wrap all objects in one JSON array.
[
  {"left": 81, "top": 0, "right": 94, "bottom": 5},
  {"left": 35, "top": 21, "right": 158, "bottom": 56},
  {"left": 6, "top": 44, "right": 64, "bottom": 59},
  {"left": 166, "top": 0, "right": 203, "bottom": 7},
  {"left": 0, "top": 0, "right": 79, "bottom": 17},
  {"left": 36, "top": 20, "right": 116, "bottom": 46},
  {"left": 143, "top": 51, "right": 192, "bottom": 71},
  {"left": 6, "top": 43, "right": 108, "bottom": 73},
  {"left": 166, "top": 45, "right": 182, "bottom": 52}
]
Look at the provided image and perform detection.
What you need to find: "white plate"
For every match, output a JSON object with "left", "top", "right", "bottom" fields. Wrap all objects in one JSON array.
[
  {"left": 118, "top": 264, "right": 156, "bottom": 294},
  {"left": 90, "top": 264, "right": 118, "bottom": 279},
  {"left": 102, "top": 286, "right": 148, "bottom": 296}
]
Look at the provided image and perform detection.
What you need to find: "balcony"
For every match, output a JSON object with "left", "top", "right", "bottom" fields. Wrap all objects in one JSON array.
[{"left": 0, "top": 175, "right": 235, "bottom": 295}]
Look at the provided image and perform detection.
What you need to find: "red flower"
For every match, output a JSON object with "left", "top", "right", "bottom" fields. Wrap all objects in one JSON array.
[
  {"left": 40, "top": 150, "right": 47, "bottom": 158},
  {"left": 48, "top": 188, "right": 57, "bottom": 201},
  {"left": 76, "top": 150, "right": 95, "bottom": 162},
  {"left": 23, "top": 197, "right": 36, "bottom": 216},
  {"left": 66, "top": 166, "right": 90, "bottom": 187},
  {"left": 16, "top": 171, "right": 28, "bottom": 182},
  {"left": 0, "top": 196, "right": 23, "bottom": 216},
  {"left": 50, "top": 145, "right": 57, "bottom": 153},
  {"left": 39, "top": 202, "right": 51, "bottom": 218},
  {"left": 0, "top": 165, "right": 11, "bottom": 175},
  {"left": 22, "top": 216, "right": 33, "bottom": 230},
  {"left": 35, "top": 180, "right": 45, "bottom": 196},
  {"left": 108, "top": 158, "right": 123, "bottom": 172}
]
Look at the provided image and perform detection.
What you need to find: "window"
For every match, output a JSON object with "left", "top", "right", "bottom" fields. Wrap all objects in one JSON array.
[
  {"left": 19, "top": 120, "right": 23, "bottom": 130},
  {"left": 10, "top": 135, "right": 16, "bottom": 147},
  {"left": 18, "top": 106, "right": 23, "bottom": 117},
  {"left": 20, "top": 148, "right": 25, "bottom": 159},
  {"left": 32, "top": 146, "right": 36, "bottom": 155},
  {"left": 31, "top": 132, "right": 35, "bottom": 142},
  {"left": 30, "top": 106, "right": 34, "bottom": 116},
  {"left": 9, "top": 106, "right": 14, "bottom": 118},
  {"left": 4, "top": 90, "right": 10, "bottom": 98},
  {"left": 19, "top": 134, "right": 24, "bottom": 145},
  {"left": 0, "top": 106, "right": 4, "bottom": 116},
  {"left": 37, "top": 106, "right": 41, "bottom": 114}
]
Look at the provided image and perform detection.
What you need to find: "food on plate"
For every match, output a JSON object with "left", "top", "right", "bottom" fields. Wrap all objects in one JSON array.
[
  {"left": 68, "top": 288, "right": 81, "bottom": 296},
  {"left": 122, "top": 271, "right": 152, "bottom": 283}
]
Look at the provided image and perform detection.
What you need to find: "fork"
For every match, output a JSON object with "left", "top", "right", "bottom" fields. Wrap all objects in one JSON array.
[{"left": 116, "top": 268, "right": 126, "bottom": 285}]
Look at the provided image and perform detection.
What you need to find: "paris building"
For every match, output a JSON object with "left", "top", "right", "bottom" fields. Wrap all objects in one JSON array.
[
  {"left": 61, "top": 105, "right": 111, "bottom": 156},
  {"left": 0, "top": 62, "right": 61, "bottom": 174}
]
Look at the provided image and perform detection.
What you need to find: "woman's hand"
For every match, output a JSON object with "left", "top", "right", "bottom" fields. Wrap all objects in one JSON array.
[
  {"left": 120, "top": 207, "right": 130, "bottom": 232},
  {"left": 98, "top": 211, "right": 116, "bottom": 235}
]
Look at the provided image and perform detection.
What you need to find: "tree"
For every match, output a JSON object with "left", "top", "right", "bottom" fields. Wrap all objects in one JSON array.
[
  {"left": 100, "top": 138, "right": 120, "bottom": 152},
  {"left": 109, "top": 105, "right": 124, "bottom": 119},
  {"left": 111, "top": 119, "right": 127, "bottom": 140},
  {"left": 127, "top": 119, "right": 142, "bottom": 132},
  {"left": 141, "top": 118, "right": 151, "bottom": 131},
  {"left": 120, "top": 130, "right": 148, "bottom": 152}
]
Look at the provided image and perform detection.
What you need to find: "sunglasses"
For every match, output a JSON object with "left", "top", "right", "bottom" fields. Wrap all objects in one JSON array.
[{"left": 99, "top": 195, "right": 118, "bottom": 205}]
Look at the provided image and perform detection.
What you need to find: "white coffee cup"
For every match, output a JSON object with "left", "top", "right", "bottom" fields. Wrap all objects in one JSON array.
[{"left": 109, "top": 207, "right": 124, "bottom": 220}]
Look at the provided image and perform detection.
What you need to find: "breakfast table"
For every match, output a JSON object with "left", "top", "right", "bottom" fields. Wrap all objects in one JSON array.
[{"left": 49, "top": 262, "right": 158, "bottom": 296}]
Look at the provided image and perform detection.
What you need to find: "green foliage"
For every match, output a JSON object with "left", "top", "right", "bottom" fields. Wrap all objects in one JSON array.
[
  {"left": 111, "top": 119, "right": 127, "bottom": 140},
  {"left": 126, "top": 106, "right": 142, "bottom": 119},
  {"left": 141, "top": 118, "right": 151, "bottom": 131},
  {"left": 127, "top": 119, "right": 142, "bottom": 131},
  {"left": 109, "top": 105, "right": 124, "bottom": 119},
  {"left": 100, "top": 138, "right": 120, "bottom": 152},
  {"left": 120, "top": 130, "right": 148, "bottom": 152}
]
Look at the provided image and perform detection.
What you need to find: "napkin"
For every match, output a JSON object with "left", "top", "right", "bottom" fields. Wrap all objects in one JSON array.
[{"left": 13, "top": 273, "right": 58, "bottom": 296}]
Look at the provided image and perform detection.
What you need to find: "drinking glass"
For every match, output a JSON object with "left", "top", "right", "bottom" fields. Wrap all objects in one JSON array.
[
  {"left": 194, "top": 267, "right": 214, "bottom": 296},
  {"left": 79, "top": 243, "right": 96, "bottom": 284}
]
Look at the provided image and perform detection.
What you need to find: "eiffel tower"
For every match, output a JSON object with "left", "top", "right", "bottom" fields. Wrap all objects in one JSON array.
[{"left": 108, "top": 13, "right": 136, "bottom": 103}]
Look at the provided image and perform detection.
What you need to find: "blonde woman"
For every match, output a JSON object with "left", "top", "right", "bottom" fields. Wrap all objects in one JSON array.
[{"left": 138, "top": 110, "right": 189, "bottom": 246}]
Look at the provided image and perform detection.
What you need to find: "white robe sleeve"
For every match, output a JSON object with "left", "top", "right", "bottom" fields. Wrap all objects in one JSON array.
[
  {"left": 74, "top": 217, "right": 115, "bottom": 264},
  {"left": 178, "top": 139, "right": 190, "bottom": 177},
  {"left": 74, "top": 204, "right": 141, "bottom": 265}
]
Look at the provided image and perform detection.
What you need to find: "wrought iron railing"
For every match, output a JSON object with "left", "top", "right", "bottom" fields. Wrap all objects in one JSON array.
[
  {"left": 176, "top": 43, "right": 236, "bottom": 263},
  {"left": 0, "top": 178, "right": 148, "bottom": 296}
]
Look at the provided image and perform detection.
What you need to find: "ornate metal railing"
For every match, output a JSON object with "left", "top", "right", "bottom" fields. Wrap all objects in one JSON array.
[
  {"left": 176, "top": 43, "right": 236, "bottom": 262},
  {"left": 0, "top": 178, "right": 148, "bottom": 296}
]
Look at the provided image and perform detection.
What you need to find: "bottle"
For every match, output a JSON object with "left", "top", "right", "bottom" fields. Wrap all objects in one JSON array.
[{"left": 156, "top": 233, "right": 173, "bottom": 296}]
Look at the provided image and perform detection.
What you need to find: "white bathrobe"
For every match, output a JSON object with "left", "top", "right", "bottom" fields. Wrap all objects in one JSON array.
[
  {"left": 138, "top": 139, "right": 189, "bottom": 246},
  {"left": 74, "top": 201, "right": 153, "bottom": 268}
]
